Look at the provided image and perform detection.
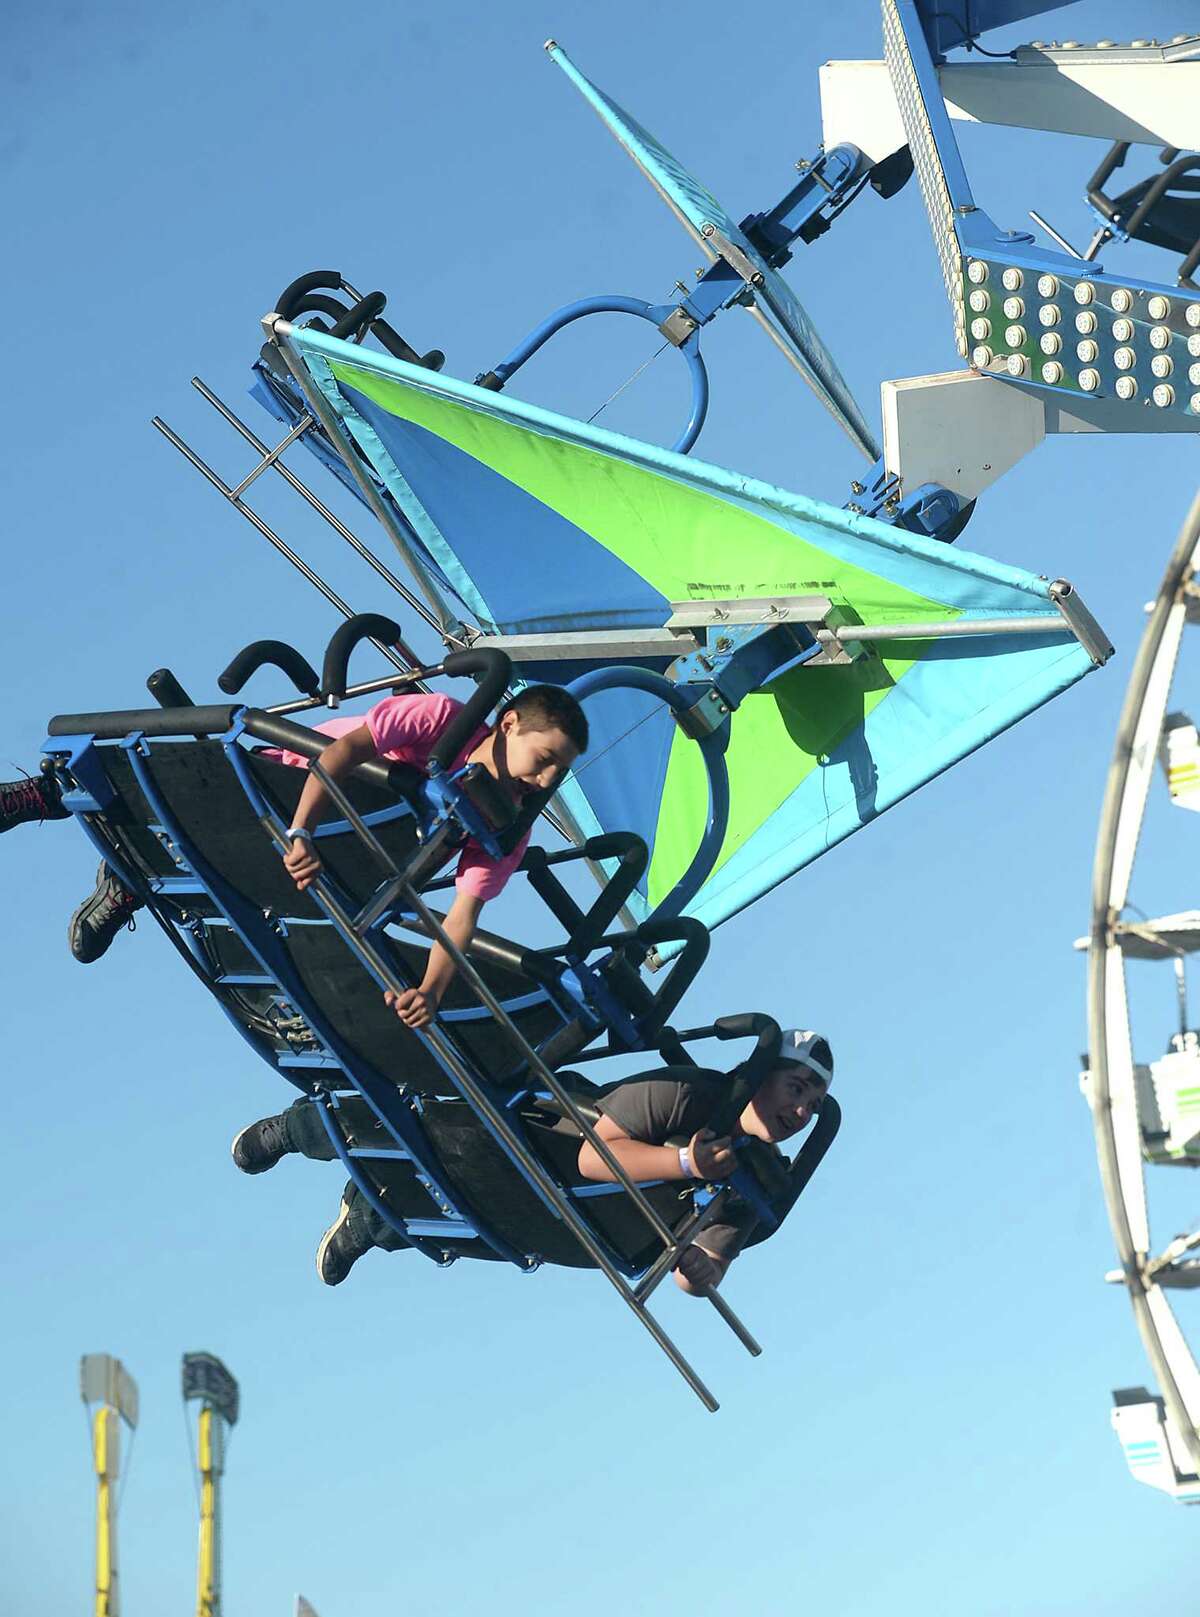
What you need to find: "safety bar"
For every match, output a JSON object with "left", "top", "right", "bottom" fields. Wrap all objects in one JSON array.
[
  {"left": 321, "top": 613, "right": 405, "bottom": 703},
  {"left": 146, "top": 668, "right": 197, "bottom": 709},
  {"left": 220, "top": 639, "right": 320, "bottom": 698},
  {"left": 521, "top": 832, "right": 648, "bottom": 958},
  {"left": 284, "top": 756, "right": 766, "bottom": 1406},
  {"left": 430, "top": 649, "right": 513, "bottom": 770}
]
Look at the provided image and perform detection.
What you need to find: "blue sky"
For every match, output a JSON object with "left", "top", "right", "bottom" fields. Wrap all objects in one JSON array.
[{"left": 4, "top": 2, "right": 1200, "bottom": 1612}]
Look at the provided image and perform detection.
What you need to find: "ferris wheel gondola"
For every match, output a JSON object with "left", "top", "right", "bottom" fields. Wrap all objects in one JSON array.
[{"left": 1085, "top": 489, "right": 1200, "bottom": 1505}]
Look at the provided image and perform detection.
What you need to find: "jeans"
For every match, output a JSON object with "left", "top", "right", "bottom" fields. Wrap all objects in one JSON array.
[{"left": 282, "top": 1098, "right": 410, "bottom": 1253}]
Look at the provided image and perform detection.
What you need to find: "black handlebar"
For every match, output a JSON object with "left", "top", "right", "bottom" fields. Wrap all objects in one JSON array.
[
  {"left": 328, "top": 291, "right": 387, "bottom": 341},
  {"left": 275, "top": 271, "right": 343, "bottom": 321},
  {"left": 320, "top": 614, "right": 404, "bottom": 702},
  {"left": 430, "top": 649, "right": 512, "bottom": 771},
  {"left": 220, "top": 640, "right": 321, "bottom": 698},
  {"left": 633, "top": 917, "right": 710, "bottom": 1040},
  {"left": 146, "top": 668, "right": 196, "bottom": 709}
]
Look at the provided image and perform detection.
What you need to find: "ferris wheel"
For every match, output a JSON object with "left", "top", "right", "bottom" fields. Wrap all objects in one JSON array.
[{"left": 1085, "top": 489, "right": 1200, "bottom": 1505}]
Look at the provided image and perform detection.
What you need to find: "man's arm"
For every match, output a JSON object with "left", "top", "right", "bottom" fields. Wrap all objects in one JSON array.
[
  {"left": 282, "top": 725, "right": 378, "bottom": 890},
  {"left": 576, "top": 1113, "right": 736, "bottom": 1185},
  {"left": 386, "top": 888, "right": 484, "bottom": 1030}
]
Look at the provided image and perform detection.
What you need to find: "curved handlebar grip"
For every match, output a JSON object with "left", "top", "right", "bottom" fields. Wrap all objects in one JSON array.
[
  {"left": 284, "top": 292, "right": 353, "bottom": 330},
  {"left": 429, "top": 649, "right": 513, "bottom": 771},
  {"left": 329, "top": 291, "right": 387, "bottom": 341},
  {"left": 635, "top": 917, "right": 710, "bottom": 1039},
  {"left": 275, "top": 271, "right": 343, "bottom": 321},
  {"left": 320, "top": 614, "right": 404, "bottom": 702},
  {"left": 712, "top": 1013, "right": 781, "bottom": 1083},
  {"left": 371, "top": 317, "right": 446, "bottom": 372},
  {"left": 219, "top": 640, "right": 321, "bottom": 698}
]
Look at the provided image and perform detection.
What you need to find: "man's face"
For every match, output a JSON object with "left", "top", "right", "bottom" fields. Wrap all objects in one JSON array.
[
  {"left": 492, "top": 713, "right": 579, "bottom": 798},
  {"left": 739, "top": 1064, "right": 826, "bottom": 1144}
]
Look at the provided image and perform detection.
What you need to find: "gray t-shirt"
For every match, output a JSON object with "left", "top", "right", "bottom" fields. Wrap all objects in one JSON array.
[{"left": 595, "top": 1067, "right": 773, "bottom": 1262}]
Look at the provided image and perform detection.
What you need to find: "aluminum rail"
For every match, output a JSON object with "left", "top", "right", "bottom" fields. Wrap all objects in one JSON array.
[
  {"left": 273, "top": 755, "right": 763, "bottom": 1404},
  {"left": 1087, "top": 484, "right": 1200, "bottom": 1475}
]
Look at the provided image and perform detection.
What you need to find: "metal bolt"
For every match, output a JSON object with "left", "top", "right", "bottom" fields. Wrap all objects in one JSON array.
[
  {"left": 850, "top": 479, "right": 865, "bottom": 495},
  {"left": 715, "top": 636, "right": 732, "bottom": 652}
]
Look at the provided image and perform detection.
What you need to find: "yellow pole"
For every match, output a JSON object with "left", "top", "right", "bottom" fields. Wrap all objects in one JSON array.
[
  {"left": 195, "top": 1404, "right": 222, "bottom": 1617},
  {"left": 93, "top": 1404, "right": 120, "bottom": 1617}
]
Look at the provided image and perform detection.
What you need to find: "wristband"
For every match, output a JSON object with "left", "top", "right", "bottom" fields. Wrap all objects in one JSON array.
[
  {"left": 286, "top": 827, "right": 314, "bottom": 844},
  {"left": 678, "top": 1146, "right": 693, "bottom": 1179}
]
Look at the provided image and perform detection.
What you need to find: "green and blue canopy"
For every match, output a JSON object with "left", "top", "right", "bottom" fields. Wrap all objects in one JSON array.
[{"left": 281, "top": 325, "right": 1100, "bottom": 935}]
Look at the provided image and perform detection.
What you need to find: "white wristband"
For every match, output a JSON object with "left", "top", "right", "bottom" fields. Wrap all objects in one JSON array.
[
  {"left": 286, "top": 827, "right": 313, "bottom": 844},
  {"left": 678, "top": 1146, "right": 693, "bottom": 1179}
]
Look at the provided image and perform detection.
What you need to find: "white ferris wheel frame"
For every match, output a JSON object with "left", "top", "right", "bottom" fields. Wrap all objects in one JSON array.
[{"left": 1087, "top": 487, "right": 1200, "bottom": 1477}]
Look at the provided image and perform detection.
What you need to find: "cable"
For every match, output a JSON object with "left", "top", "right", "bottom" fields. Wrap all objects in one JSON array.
[
  {"left": 586, "top": 340, "right": 671, "bottom": 426},
  {"left": 925, "top": 6, "right": 1016, "bottom": 60}
]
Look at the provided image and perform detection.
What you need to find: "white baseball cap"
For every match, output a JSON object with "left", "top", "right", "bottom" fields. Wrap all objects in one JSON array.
[{"left": 777, "top": 1029, "right": 833, "bottom": 1086}]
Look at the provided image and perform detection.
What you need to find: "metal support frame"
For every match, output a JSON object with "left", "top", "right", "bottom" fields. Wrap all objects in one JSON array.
[{"left": 256, "top": 748, "right": 765, "bottom": 1408}]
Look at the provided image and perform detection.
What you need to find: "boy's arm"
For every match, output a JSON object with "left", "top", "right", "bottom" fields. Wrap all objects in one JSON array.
[
  {"left": 386, "top": 889, "right": 484, "bottom": 1030},
  {"left": 283, "top": 725, "right": 378, "bottom": 890}
]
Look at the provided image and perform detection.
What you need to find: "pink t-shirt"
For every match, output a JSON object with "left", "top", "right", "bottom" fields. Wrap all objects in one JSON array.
[{"left": 270, "top": 691, "right": 531, "bottom": 900}]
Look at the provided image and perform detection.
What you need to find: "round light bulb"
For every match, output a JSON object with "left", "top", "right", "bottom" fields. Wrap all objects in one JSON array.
[
  {"left": 1114, "top": 346, "right": 1135, "bottom": 371},
  {"left": 1076, "top": 339, "right": 1098, "bottom": 363},
  {"left": 1038, "top": 304, "right": 1060, "bottom": 327},
  {"left": 967, "top": 260, "right": 989, "bottom": 285},
  {"left": 1189, "top": 362, "right": 1200, "bottom": 385},
  {"left": 1041, "top": 360, "right": 1063, "bottom": 385},
  {"left": 1078, "top": 368, "right": 1100, "bottom": 391},
  {"left": 1189, "top": 333, "right": 1200, "bottom": 357},
  {"left": 1037, "top": 274, "right": 1058, "bottom": 298},
  {"left": 1191, "top": 393, "right": 1200, "bottom": 414},
  {"left": 1002, "top": 295, "right": 1025, "bottom": 320},
  {"left": 971, "top": 345, "right": 993, "bottom": 369},
  {"left": 1073, "top": 281, "right": 1094, "bottom": 305},
  {"left": 1151, "top": 353, "right": 1173, "bottom": 378},
  {"left": 1005, "top": 324, "right": 1027, "bottom": 349},
  {"left": 1148, "top": 294, "right": 1171, "bottom": 321},
  {"left": 1111, "top": 288, "right": 1133, "bottom": 314},
  {"left": 1002, "top": 266, "right": 1023, "bottom": 291},
  {"left": 1112, "top": 317, "right": 1133, "bottom": 343},
  {"left": 970, "top": 317, "right": 991, "bottom": 340},
  {"left": 968, "top": 288, "right": 991, "bottom": 313},
  {"left": 1150, "top": 325, "right": 1171, "bottom": 350},
  {"left": 1075, "top": 310, "right": 1097, "bottom": 334},
  {"left": 1153, "top": 383, "right": 1175, "bottom": 407},
  {"left": 1186, "top": 302, "right": 1200, "bottom": 329},
  {"left": 1006, "top": 354, "right": 1028, "bottom": 377},
  {"left": 1039, "top": 331, "right": 1062, "bottom": 355},
  {"left": 1115, "top": 376, "right": 1138, "bottom": 400}
]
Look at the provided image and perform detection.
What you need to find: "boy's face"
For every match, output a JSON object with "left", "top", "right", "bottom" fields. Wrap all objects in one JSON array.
[
  {"left": 739, "top": 1064, "right": 826, "bottom": 1144},
  {"left": 492, "top": 713, "right": 580, "bottom": 798}
]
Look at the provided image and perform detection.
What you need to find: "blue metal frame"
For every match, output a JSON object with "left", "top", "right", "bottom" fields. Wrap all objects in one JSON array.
[
  {"left": 566, "top": 664, "right": 731, "bottom": 921},
  {"left": 479, "top": 294, "right": 710, "bottom": 454}
]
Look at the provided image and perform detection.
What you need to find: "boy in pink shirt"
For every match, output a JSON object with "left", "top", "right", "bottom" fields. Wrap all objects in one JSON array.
[
  {"left": 277, "top": 683, "right": 587, "bottom": 1028},
  {"left": 0, "top": 684, "right": 586, "bottom": 987}
]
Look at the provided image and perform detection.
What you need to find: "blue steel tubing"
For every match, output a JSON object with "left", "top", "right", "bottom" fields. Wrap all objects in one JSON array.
[
  {"left": 121, "top": 728, "right": 529, "bottom": 1268},
  {"left": 220, "top": 736, "right": 535, "bottom": 1267},
  {"left": 311, "top": 1098, "right": 467, "bottom": 1266},
  {"left": 483, "top": 294, "right": 710, "bottom": 454},
  {"left": 565, "top": 665, "right": 731, "bottom": 920}
]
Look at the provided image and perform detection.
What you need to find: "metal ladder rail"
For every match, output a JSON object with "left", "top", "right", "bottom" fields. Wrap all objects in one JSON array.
[
  {"left": 121, "top": 734, "right": 531, "bottom": 1269},
  {"left": 292, "top": 754, "right": 763, "bottom": 1396}
]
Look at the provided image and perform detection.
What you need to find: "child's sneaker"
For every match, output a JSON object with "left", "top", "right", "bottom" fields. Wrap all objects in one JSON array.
[
  {"left": 316, "top": 1187, "right": 375, "bottom": 1286},
  {"left": 231, "top": 1113, "right": 292, "bottom": 1175},
  {"left": 0, "top": 769, "right": 69, "bottom": 833},
  {"left": 69, "top": 862, "right": 145, "bottom": 964}
]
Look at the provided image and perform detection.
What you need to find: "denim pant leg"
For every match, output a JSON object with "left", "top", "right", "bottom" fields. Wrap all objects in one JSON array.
[{"left": 281, "top": 1097, "right": 339, "bottom": 1162}]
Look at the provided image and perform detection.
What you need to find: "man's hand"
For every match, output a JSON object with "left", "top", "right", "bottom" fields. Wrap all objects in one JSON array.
[
  {"left": 688, "top": 1127, "right": 736, "bottom": 1180},
  {"left": 385, "top": 986, "right": 440, "bottom": 1029},
  {"left": 283, "top": 835, "right": 322, "bottom": 891},
  {"left": 675, "top": 1242, "right": 728, "bottom": 1295}
]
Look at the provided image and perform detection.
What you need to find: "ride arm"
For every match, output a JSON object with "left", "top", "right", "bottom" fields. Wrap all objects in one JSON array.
[
  {"left": 283, "top": 724, "right": 379, "bottom": 887},
  {"left": 387, "top": 890, "right": 484, "bottom": 1028}
]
